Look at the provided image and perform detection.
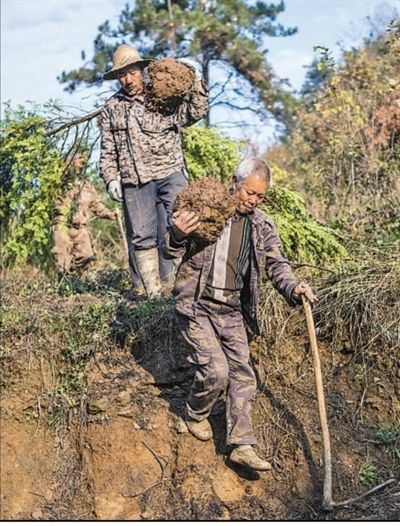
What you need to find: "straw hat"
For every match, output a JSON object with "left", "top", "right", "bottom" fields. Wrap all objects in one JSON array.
[{"left": 103, "top": 45, "right": 151, "bottom": 80}]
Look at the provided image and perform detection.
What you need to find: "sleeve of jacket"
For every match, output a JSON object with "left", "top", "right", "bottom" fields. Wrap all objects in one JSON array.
[
  {"left": 98, "top": 105, "right": 119, "bottom": 187},
  {"left": 262, "top": 219, "right": 300, "bottom": 307},
  {"left": 86, "top": 183, "right": 115, "bottom": 220},
  {"left": 173, "top": 76, "right": 209, "bottom": 128},
  {"left": 162, "top": 228, "right": 188, "bottom": 260}
]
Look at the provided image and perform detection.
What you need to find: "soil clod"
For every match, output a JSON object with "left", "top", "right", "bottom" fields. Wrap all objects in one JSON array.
[
  {"left": 174, "top": 178, "right": 238, "bottom": 243},
  {"left": 145, "top": 57, "right": 196, "bottom": 113}
]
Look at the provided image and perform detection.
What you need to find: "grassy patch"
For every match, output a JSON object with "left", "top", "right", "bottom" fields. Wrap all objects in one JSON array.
[
  {"left": 376, "top": 424, "right": 400, "bottom": 460},
  {"left": 359, "top": 463, "right": 377, "bottom": 486}
]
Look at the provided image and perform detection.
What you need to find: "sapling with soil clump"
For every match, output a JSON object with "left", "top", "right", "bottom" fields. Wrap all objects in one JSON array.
[
  {"left": 174, "top": 178, "right": 238, "bottom": 243},
  {"left": 145, "top": 57, "right": 196, "bottom": 113}
]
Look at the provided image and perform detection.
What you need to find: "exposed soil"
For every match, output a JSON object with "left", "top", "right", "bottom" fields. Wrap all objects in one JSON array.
[
  {"left": 1, "top": 270, "right": 399, "bottom": 520},
  {"left": 145, "top": 57, "right": 195, "bottom": 113},
  {"left": 175, "top": 178, "right": 238, "bottom": 243}
]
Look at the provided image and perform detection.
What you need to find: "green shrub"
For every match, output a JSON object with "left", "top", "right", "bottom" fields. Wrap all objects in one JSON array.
[
  {"left": 261, "top": 186, "right": 347, "bottom": 266},
  {"left": 182, "top": 125, "right": 244, "bottom": 181},
  {"left": 1, "top": 106, "right": 66, "bottom": 268}
]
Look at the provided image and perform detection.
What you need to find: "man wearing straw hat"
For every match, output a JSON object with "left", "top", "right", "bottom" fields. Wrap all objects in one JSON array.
[{"left": 99, "top": 45, "right": 208, "bottom": 298}]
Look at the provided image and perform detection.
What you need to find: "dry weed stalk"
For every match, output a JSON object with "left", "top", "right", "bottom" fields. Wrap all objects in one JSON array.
[{"left": 313, "top": 263, "right": 400, "bottom": 366}]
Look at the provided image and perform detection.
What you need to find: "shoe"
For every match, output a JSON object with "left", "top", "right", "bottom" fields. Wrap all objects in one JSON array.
[
  {"left": 230, "top": 445, "right": 272, "bottom": 471},
  {"left": 185, "top": 418, "right": 213, "bottom": 441}
]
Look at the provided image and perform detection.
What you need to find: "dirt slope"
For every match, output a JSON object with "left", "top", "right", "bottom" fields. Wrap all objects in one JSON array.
[{"left": 1, "top": 270, "right": 399, "bottom": 520}]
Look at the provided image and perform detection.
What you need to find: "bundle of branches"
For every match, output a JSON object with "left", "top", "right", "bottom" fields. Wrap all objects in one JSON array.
[
  {"left": 174, "top": 177, "right": 238, "bottom": 243},
  {"left": 313, "top": 262, "right": 400, "bottom": 366},
  {"left": 145, "top": 58, "right": 195, "bottom": 113},
  {"left": 260, "top": 185, "right": 347, "bottom": 266}
]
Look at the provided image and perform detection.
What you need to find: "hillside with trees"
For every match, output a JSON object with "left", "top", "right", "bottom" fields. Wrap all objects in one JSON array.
[{"left": 267, "top": 20, "right": 400, "bottom": 250}]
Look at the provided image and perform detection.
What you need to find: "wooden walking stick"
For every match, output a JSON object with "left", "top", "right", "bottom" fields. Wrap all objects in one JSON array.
[
  {"left": 115, "top": 209, "right": 129, "bottom": 268},
  {"left": 302, "top": 296, "right": 397, "bottom": 512},
  {"left": 302, "top": 295, "right": 334, "bottom": 511}
]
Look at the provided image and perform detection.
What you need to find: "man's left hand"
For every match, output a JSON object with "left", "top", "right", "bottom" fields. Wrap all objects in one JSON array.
[{"left": 293, "top": 281, "right": 317, "bottom": 303}]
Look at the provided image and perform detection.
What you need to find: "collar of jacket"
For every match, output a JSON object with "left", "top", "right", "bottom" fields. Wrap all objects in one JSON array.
[
  {"left": 247, "top": 208, "right": 266, "bottom": 226},
  {"left": 116, "top": 88, "right": 144, "bottom": 104}
]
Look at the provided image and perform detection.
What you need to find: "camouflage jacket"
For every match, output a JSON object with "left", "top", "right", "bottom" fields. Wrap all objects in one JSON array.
[
  {"left": 163, "top": 208, "right": 300, "bottom": 336},
  {"left": 98, "top": 77, "right": 209, "bottom": 187},
  {"left": 53, "top": 180, "right": 114, "bottom": 229}
]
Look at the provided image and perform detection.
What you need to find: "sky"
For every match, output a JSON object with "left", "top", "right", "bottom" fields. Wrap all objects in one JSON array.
[{"left": 1, "top": 0, "right": 399, "bottom": 149}]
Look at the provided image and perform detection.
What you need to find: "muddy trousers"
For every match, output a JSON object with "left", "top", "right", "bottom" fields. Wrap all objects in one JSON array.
[
  {"left": 52, "top": 225, "right": 94, "bottom": 274},
  {"left": 178, "top": 302, "right": 257, "bottom": 446},
  {"left": 122, "top": 170, "right": 188, "bottom": 290}
]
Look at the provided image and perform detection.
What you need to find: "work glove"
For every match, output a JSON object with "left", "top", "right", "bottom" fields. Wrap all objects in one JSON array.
[{"left": 107, "top": 179, "right": 123, "bottom": 203}]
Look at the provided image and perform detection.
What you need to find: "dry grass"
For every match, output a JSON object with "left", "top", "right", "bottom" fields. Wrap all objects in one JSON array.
[
  {"left": 257, "top": 261, "right": 400, "bottom": 371},
  {"left": 314, "top": 262, "right": 400, "bottom": 361},
  {"left": 252, "top": 261, "right": 400, "bottom": 502}
]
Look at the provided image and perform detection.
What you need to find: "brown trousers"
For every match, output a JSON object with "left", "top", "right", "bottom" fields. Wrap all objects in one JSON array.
[{"left": 52, "top": 225, "right": 94, "bottom": 273}]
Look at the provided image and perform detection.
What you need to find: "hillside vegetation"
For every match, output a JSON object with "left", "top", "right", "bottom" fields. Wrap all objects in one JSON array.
[
  {"left": 267, "top": 22, "right": 400, "bottom": 251},
  {"left": 1, "top": 18, "right": 399, "bottom": 522}
]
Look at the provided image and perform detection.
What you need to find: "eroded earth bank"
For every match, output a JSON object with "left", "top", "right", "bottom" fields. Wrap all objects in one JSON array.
[{"left": 1, "top": 268, "right": 399, "bottom": 520}]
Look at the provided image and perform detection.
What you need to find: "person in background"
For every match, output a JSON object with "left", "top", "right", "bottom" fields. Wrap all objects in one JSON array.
[{"left": 52, "top": 152, "right": 116, "bottom": 276}]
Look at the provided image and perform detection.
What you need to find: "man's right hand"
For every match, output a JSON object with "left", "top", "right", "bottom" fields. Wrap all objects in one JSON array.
[
  {"left": 172, "top": 210, "right": 199, "bottom": 241},
  {"left": 107, "top": 180, "right": 123, "bottom": 203},
  {"left": 293, "top": 281, "right": 317, "bottom": 304}
]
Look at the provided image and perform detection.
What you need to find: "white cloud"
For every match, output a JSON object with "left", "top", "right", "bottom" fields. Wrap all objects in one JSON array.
[
  {"left": 1, "top": 0, "right": 124, "bottom": 108},
  {"left": 310, "top": 14, "right": 330, "bottom": 24},
  {"left": 2, "top": 1, "right": 59, "bottom": 30}
]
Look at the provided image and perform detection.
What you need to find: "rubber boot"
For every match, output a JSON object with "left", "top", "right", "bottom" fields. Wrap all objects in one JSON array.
[
  {"left": 160, "top": 271, "right": 175, "bottom": 296},
  {"left": 135, "top": 248, "right": 162, "bottom": 299},
  {"left": 159, "top": 249, "right": 176, "bottom": 296}
]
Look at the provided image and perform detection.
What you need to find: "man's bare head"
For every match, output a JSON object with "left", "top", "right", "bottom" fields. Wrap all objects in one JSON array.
[{"left": 232, "top": 159, "right": 272, "bottom": 214}]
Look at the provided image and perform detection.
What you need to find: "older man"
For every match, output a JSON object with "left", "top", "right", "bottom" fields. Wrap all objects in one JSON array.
[
  {"left": 163, "top": 159, "right": 316, "bottom": 471},
  {"left": 99, "top": 45, "right": 208, "bottom": 298}
]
